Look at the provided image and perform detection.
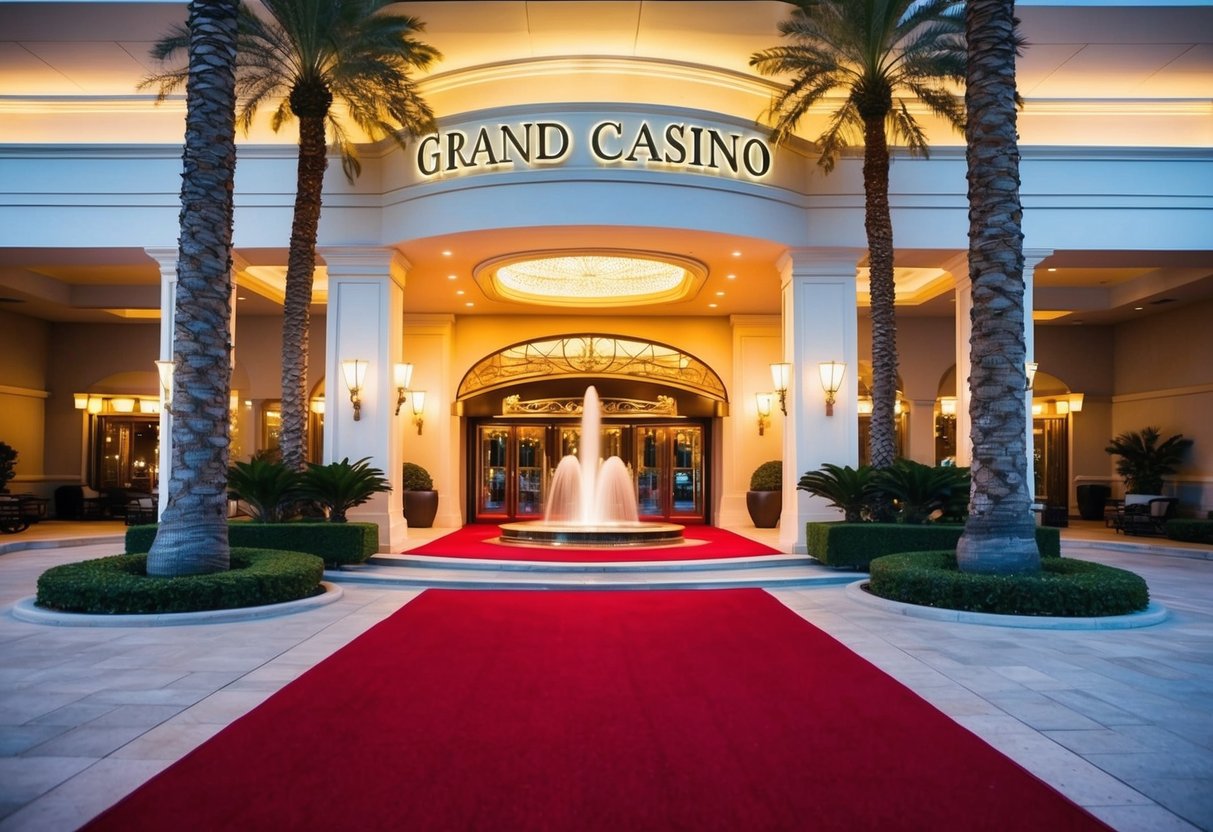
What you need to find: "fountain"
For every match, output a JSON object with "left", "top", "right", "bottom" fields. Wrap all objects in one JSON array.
[{"left": 498, "top": 386, "right": 685, "bottom": 546}]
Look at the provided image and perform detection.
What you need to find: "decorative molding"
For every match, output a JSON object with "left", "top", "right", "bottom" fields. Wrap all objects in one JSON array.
[
  {"left": 502, "top": 395, "right": 677, "bottom": 417},
  {"left": 0, "top": 385, "right": 50, "bottom": 399},
  {"left": 1111, "top": 383, "right": 1213, "bottom": 403}
]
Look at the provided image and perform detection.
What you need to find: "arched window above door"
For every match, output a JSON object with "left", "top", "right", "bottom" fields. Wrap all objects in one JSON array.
[{"left": 457, "top": 334, "right": 727, "bottom": 402}]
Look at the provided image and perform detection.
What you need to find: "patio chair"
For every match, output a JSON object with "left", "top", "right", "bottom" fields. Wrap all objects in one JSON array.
[
  {"left": 125, "top": 496, "right": 157, "bottom": 526},
  {"left": 1117, "top": 497, "right": 1177, "bottom": 536}
]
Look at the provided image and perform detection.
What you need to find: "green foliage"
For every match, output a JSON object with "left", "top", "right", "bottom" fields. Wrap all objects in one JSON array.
[
  {"left": 298, "top": 457, "right": 390, "bottom": 522},
  {"left": 806, "top": 521, "right": 1060, "bottom": 570},
  {"left": 127, "top": 522, "right": 378, "bottom": 567},
  {"left": 402, "top": 461, "right": 434, "bottom": 491},
  {"left": 227, "top": 457, "right": 301, "bottom": 522},
  {"left": 1165, "top": 519, "right": 1213, "bottom": 545},
  {"left": 749, "top": 460, "right": 783, "bottom": 491},
  {"left": 868, "top": 551, "right": 1149, "bottom": 617},
  {"left": 36, "top": 548, "right": 324, "bottom": 615},
  {"left": 797, "top": 463, "right": 876, "bottom": 522},
  {"left": 0, "top": 441, "right": 17, "bottom": 492},
  {"left": 871, "top": 459, "right": 970, "bottom": 524},
  {"left": 1105, "top": 427, "right": 1193, "bottom": 494}
]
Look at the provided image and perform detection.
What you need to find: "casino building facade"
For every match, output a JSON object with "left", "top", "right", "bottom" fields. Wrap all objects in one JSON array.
[{"left": 1, "top": 1, "right": 1210, "bottom": 551}]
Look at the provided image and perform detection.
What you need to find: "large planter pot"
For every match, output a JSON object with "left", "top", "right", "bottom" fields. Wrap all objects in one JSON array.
[
  {"left": 746, "top": 490, "right": 782, "bottom": 529},
  {"left": 1076, "top": 484, "right": 1111, "bottom": 520},
  {"left": 403, "top": 490, "right": 439, "bottom": 528}
]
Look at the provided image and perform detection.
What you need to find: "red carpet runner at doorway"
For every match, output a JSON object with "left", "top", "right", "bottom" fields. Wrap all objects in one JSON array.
[
  {"left": 404, "top": 523, "right": 782, "bottom": 562},
  {"left": 86, "top": 590, "right": 1110, "bottom": 831}
]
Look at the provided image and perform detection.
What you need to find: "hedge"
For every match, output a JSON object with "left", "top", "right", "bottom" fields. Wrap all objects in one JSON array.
[
  {"left": 1165, "top": 519, "right": 1213, "bottom": 545},
  {"left": 806, "top": 522, "right": 1061, "bottom": 570},
  {"left": 867, "top": 550, "right": 1149, "bottom": 617},
  {"left": 36, "top": 548, "right": 324, "bottom": 615},
  {"left": 126, "top": 522, "right": 378, "bottom": 567}
]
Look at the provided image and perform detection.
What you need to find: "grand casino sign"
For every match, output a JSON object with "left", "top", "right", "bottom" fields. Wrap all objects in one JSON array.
[{"left": 416, "top": 119, "right": 773, "bottom": 180}]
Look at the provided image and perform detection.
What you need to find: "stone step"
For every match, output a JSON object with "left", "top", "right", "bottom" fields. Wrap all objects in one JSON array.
[
  {"left": 369, "top": 552, "right": 809, "bottom": 573},
  {"left": 329, "top": 561, "right": 863, "bottom": 591}
]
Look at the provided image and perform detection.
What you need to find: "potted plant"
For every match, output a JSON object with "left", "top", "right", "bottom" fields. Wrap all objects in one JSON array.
[
  {"left": 1105, "top": 427, "right": 1192, "bottom": 501},
  {"left": 746, "top": 459, "right": 782, "bottom": 528},
  {"left": 402, "top": 462, "right": 438, "bottom": 528},
  {"left": 0, "top": 442, "right": 16, "bottom": 494},
  {"left": 797, "top": 463, "right": 875, "bottom": 522}
]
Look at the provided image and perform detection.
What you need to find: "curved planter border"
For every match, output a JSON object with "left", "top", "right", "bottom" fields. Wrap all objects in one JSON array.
[
  {"left": 9, "top": 581, "right": 343, "bottom": 627},
  {"left": 845, "top": 579, "right": 1169, "bottom": 630}
]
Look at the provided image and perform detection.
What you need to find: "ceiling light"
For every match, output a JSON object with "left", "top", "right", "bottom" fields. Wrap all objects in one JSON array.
[
  {"left": 715, "top": 291, "right": 725, "bottom": 297},
  {"left": 477, "top": 250, "right": 705, "bottom": 308},
  {"left": 465, "top": 302, "right": 474, "bottom": 307},
  {"left": 726, "top": 273, "right": 736, "bottom": 280},
  {"left": 731, "top": 251, "right": 741, "bottom": 257},
  {"left": 708, "top": 303, "right": 718, "bottom": 308},
  {"left": 442, "top": 250, "right": 452, "bottom": 257},
  {"left": 456, "top": 290, "right": 465, "bottom": 295},
  {"left": 1134, "top": 306, "right": 1144, "bottom": 311},
  {"left": 447, "top": 274, "right": 457, "bottom": 280}
]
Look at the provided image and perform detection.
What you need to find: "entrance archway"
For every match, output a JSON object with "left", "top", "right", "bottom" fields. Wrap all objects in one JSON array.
[{"left": 458, "top": 334, "right": 728, "bottom": 524}]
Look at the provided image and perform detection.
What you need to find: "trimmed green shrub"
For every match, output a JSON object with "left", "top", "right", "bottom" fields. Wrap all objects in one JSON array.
[
  {"left": 36, "top": 548, "right": 324, "bottom": 615},
  {"left": 1165, "top": 519, "right": 1213, "bottom": 545},
  {"left": 403, "top": 462, "right": 433, "bottom": 491},
  {"left": 749, "top": 460, "right": 782, "bottom": 491},
  {"left": 126, "top": 522, "right": 378, "bottom": 567},
  {"left": 806, "top": 522, "right": 1061, "bottom": 570},
  {"left": 867, "top": 551, "right": 1149, "bottom": 616},
  {"left": 871, "top": 459, "right": 970, "bottom": 524},
  {"left": 298, "top": 457, "right": 390, "bottom": 522}
]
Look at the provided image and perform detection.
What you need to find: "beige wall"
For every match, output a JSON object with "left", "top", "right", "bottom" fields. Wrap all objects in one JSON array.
[{"left": 0, "top": 308, "right": 50, "bottom": 489}]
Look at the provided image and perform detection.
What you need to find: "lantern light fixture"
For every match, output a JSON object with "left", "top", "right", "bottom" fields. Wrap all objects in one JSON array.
[
  {"left": 1025, "top": 361, "right": 1039, "bottom": 391},
  {"left": 755, "top": 392, "right": 772, "bottom": 436},
  {"left": 818, "top": 361, "right": 846, "bottom": 416},
  {"left": 411, "top": 390, "right": 427, "bottom": 435},
  {"left": 394, "top": 362, "right": 414, "bottom": 416},
  {"left": 1068, "top": 392, "right": 1084, "bottom": 412},
  {"left": 769, "top": 362, "right": 791, "bottom": 415},
  {"left": 73, "top": 393, "right": 89, "bottom": 410},
  {"left": 341, "top": 359, "right": 368, "bottom": 421}
]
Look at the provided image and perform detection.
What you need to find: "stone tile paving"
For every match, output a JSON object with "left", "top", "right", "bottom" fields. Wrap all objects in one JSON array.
[
  {"left": 0, "top": 535, "right": 1210, "bottom": 831},
  {"left": 772, "top": 544, "right": 1213, "bottom": 832}
]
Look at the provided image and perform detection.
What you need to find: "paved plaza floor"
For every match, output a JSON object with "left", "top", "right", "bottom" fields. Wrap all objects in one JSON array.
[{"left": 1, "top": 521, "right": 1210, "bottom": 831}]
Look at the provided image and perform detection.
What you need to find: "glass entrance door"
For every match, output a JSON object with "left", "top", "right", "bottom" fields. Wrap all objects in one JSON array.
[
  {"left": 634, "top": 425, "right": 704, "bottom": 520},
  {"left": 477, "top": 425, "right": 549, "bottom": 521}
]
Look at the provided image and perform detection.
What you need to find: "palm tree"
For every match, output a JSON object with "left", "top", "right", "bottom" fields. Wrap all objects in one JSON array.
[
  {"left": 146, "top": 0, "right": 440, "bottom": 472},
  {"left": 752, "top": 0, "right": 965, "bottom": 469},
  {"left": 954, "top": 0, "right": 1037, "bottom": 574},
  {"left": 146, "top": 0, "right": 240, "bottom": 577}
]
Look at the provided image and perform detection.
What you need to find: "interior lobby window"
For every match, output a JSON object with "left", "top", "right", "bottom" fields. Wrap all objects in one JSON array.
[{"left": 92, "top": 416, "right": 159, "bottom": 494}]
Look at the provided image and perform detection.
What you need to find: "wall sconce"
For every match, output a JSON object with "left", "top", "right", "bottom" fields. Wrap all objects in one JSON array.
[
  {"left": 394, "top": 362, "right": 414, "bottom": 416},
  {"left": 939, "top": 396, "right": 957, "bottom": 417},
  {"left": 155, "top": 359, "right": 174, "bottom": 413},
  {"left": 410, "top": 389, "right": 427, "bottom": 435},
  {"left": 111, "top": 397, "right": 136, "bottom": 413},
  {"left": 1025, "top": 361, "right": 1039, "bottom": 391},
  {"left": 1053, "top": 398, "right": 1070, "bottom": 415},
  {"left": 770, "top": 363, "right": 791, "bottom": 415},
  {"left": 87, "top": 396, "right": 103, "bottom": 415},
  {"left": 1031, "top": 402, "right": 1044, "bottom": 416},
  {"left": 310, "top": 398, "right": 326, "bottom": 415},
  {"left": 140, "top": 399, "right": 161, "bottom": 415},
  {"left": 818, "top": 361, "right": 845, "bottom": 416},
  {"left": 1068, "top": 392, "right": 1084, "bottom": 412},
  {"left": 755, "top": 392, "right": 773, "bottom": 436},
  {"left": 856, "top": 397, "right": 873, "bottom": 415},
  {"left": 341, "top": 358, "right": 368, "bottom": 422},
  {"left": 73, "top": 393, "right": 89, "bottom": 410}
]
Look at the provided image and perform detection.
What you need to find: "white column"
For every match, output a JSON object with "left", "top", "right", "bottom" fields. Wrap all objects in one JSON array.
[
  {"left": 321, "top": 246, "right": 408, "bottom": 552},
  {"left": 146, "top": 247, "right": 178, "bottom": 518},
  {"left": 945, "top": 253, "right": 972, "bottom": 467},
  {"left": 778, "top": 248, "right": 863, "bottom": 553},
  {"left": 1023, "top": 248, "right": 1053, "bottom": 503}
]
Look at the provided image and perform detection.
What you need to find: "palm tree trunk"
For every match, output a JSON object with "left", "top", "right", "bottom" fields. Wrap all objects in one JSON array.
[
  {"left": 863, "top": 116, "right": 899, "bottom": 471},
  {"left": 147, "top": 0, "right": 238, "bottom": 577},
  {"left": 280, "top": 113, "right": 328, "bottom": 473},
  {"left": 956, "top": 0, "right": 1040, "bottom": 574}
]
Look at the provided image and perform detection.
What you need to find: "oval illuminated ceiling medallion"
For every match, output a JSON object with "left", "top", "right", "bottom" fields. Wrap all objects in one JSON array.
[{"left": 476, "top": 250, "right": 706, "bottom": 308}]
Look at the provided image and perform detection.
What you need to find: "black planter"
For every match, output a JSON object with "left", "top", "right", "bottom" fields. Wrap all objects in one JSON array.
[
  {"left": 403, "top": 490, "right": 439, "bottom": 528},
  {"left": 746, "top": 490, "right": 782, "bottom": 529},
  {"left": 1076, "top": 484, "right": 1111, "bottom": 521}
]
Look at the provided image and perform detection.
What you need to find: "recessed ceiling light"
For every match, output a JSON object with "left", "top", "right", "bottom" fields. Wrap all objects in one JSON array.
[
  {"left": 442, "top": 250, "right": 452, "bottom": 257},
  {"left": 447, "top": 274, "right": 457, "bottom": 280},
  {"left": 715, "top": 291, "right": 725, "bottom": 297},
  {"left": 708, "top": 302, "right": 718, "bottom": 308},
  {"left": 464, "top": 301, "right": 474, "bottom": 307},
  {"left": 1047, "top": 268, "right": 1056, "bottom": 272},
  {"left": 237, "top": 296, "right": 247, "bottom": 301},
  {"left": 456, "top": 289, "right": 465, "bottom": 296},
  {"left": 1134, "top": 306, "right": 1144, "bottom": 311},
  {"left": 731, "top": 251, "right": 741, "bottom": 257},
  {"left": 726, "top": 273, "right": 736, "bottom": 280}
]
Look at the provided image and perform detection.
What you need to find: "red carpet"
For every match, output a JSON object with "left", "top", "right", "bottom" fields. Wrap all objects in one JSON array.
[
  {"left": 404, "top": 523, "right": 782, "bottom": 562},
  {"left": 87, "top": 590, "right": 1109, "bottom": 832}
]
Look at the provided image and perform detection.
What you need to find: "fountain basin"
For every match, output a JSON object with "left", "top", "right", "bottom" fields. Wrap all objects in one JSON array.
[{"left": 499, "top": 521, "right": 685, "bottom": 547}]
